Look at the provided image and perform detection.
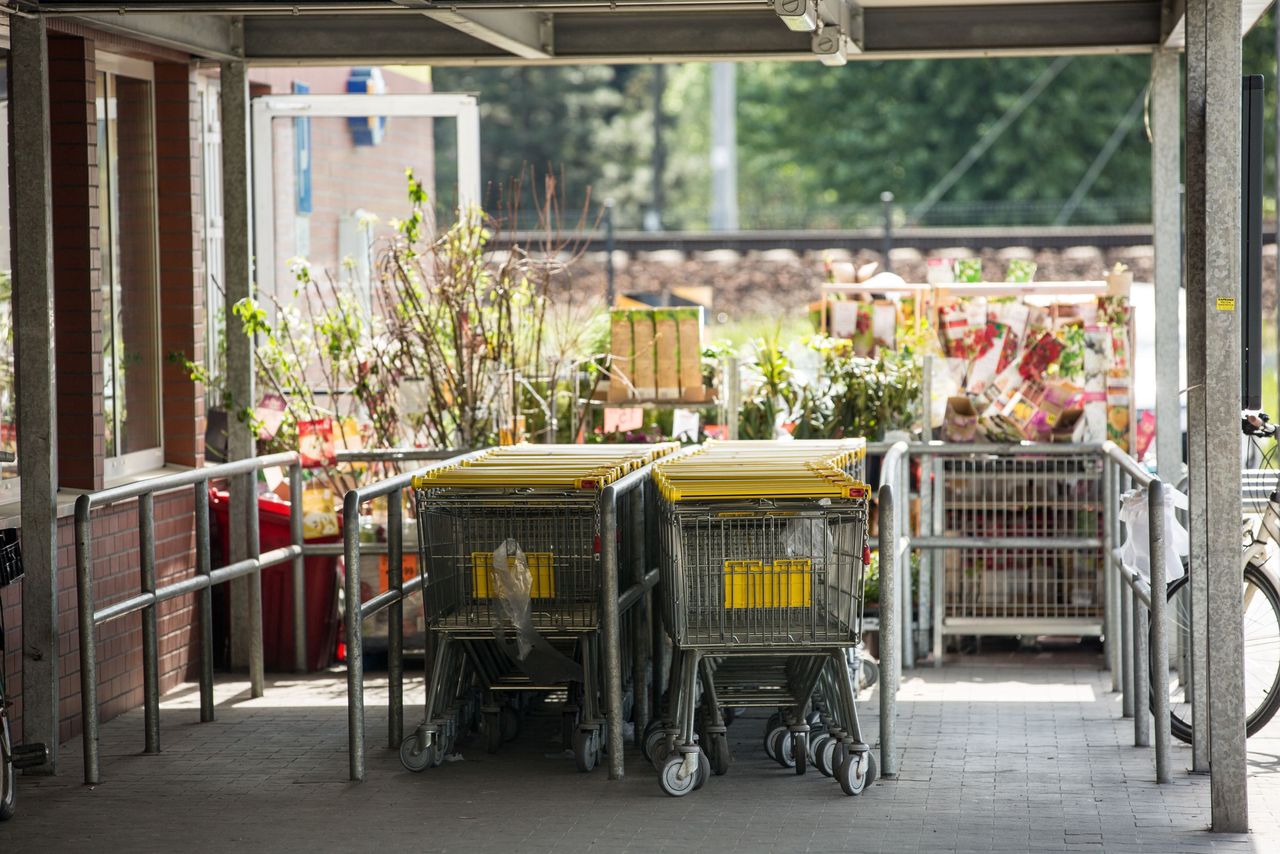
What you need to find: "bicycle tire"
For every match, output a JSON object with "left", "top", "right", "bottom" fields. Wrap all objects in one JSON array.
[
  {"left": 1151, "top": 563, "right": 1280, "bottom": 743},
  {"left": 1, "top": 687, "right": 14, "bottom": 821}
]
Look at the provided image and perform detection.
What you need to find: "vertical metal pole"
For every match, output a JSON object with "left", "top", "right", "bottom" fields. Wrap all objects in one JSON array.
[
  {"left": 630, "top": 485, "right": 650, "bottom": 742},
  {"left": 604, "top": 199, "right": 616, "bottom": 308},
  {"left": 74, "top": 498, "right": 99, "bottom": 784},
  {"left": 1151, "top": 51, "right": 1183, "bottom": 487},
  {"left": 139, "top": 493, "right": 160, "bottom": 754},
  {"left": 601, "top": 486, "right": 626, "bottom": 780},
  {"left": 12, "top": 13, "right": 61, "bottom": 775},
  {"left": 290, "top": 463, "right": 306, "bottom": 673},
  {"left": 1133, "top": 585, "right": 1150, "bottom": 747},
  {"left": 725, "top": 357, "right": 740, "bottom": 440},
  {"left": 248, "top": 473, "right": 264, "bottom": 699},
  {"left": 1121, "top": 564, "right": 1134, "bottom": 718},
  {"left": 1149, "top": 481, "right": 1171, "bottom": 783},
  {"left": 387, "top": 489, "right": 404, "bottom": 749},
  {"left": 344, "top": 491, "right": 366, "bottom": 782},
  {"left": 1187, "top": 0, "right": 1247, "bottom": 829},
  {"left": 1103, "top": 458, "right": 1120, "bottom": 691},
  {"left": 709, "top": 62, "right": 738, "bottom": 231},
  {"left": 221, "top": 57, "right": 258, "bottom": 676},
  {"left": 880, "top": 191, "right": 895, "bottom": 273},
  {"left": 194, "top": 482, "right": 215, "bottom": 723},
  {"left": 878, "top": 474, "right": 899, "bottom": 778}
]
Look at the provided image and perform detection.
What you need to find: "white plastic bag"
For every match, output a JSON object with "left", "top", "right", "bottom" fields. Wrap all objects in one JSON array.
[
  {"left": 1118, "top": 486, "right": 1189, "bottom": 582},
  {"left": 491, "top": 538, "right": 537, "bottom": 660}
]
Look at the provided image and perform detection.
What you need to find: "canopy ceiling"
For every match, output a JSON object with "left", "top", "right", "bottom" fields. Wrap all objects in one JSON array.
[{"left": 6, "top": 0, "right": 1272, "bottom": 64}]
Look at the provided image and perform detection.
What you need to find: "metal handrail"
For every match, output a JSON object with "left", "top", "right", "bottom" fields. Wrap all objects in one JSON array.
[
  {"left": 341, "top": 449, "right": 485, "bottom": 782},
  {"left": 877, "top": 440, "right": 909, "bottom": 780},
  {"left": 1100, "top": 440, "right": 1171, "bottom": 784},
  {"left": 74, "top": 451, "right": 303, "bottom": 785}
]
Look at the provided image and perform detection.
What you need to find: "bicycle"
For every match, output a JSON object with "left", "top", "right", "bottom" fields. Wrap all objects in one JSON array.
[
  {"left": 1, "top": 527, "right": 50, "bottom": 821},
  {"left": 1150, "top": 413, "right": 1280, "bottom": 742}
]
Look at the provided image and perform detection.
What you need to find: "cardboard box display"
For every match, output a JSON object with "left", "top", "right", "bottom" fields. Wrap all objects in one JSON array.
[
  {"left": 677, "top": 307, "right": 706, "bottom": 401},
  {"left": 654, "top": 309, "right": 681, "bottom": 400},
  {"left": 630, "top": 311, "right": 657, "bottom": 399},
  {"left": 609, "top": 310, "right": 635, "bottom": 402},
  {"left": 941, "top": 396, "right": 978, "bottom": 443}
]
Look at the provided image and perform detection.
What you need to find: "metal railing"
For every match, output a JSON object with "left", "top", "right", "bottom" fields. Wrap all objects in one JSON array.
[
  {"left": 1101, "top": 440, "right": 1171, "bottom": 783},
  {"left": 74, "top": 451, "right": 304, "bottom": 785},
  {"left": 876, "top": 440, "right": 909, "bottom": 780},
  {"left": 339, "top": 449, "right": 482, "bottom": 783}
]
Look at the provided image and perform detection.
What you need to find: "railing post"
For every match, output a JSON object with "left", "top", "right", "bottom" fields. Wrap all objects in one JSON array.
[
  {"left": 344, "top": 490, "right": 366, "bottom": 782},
  {"left": 1103, "top": 457, "right": 1120, "bottom": 692},
  {"left": 74, "top": 495, "right": 100, "bottom": 785},
  {"left": 1121, "top": 562, "right": 1134, "bottom": 718},
  {"left": 290, "top": 462, "right": 307, "bottom": 673},
  {"left": 601, "top": 485, "right": 626, "bottom": 781},
  {"left": 248, "top": 470, "right": 265, "bottom": 699},
  {"left": 878, "top": 475, "right": 899, "bottom": 779},
  {"left": 1149, "top": 480, "right": 1170, "bottom": 782},
  {"left": 139, "top": 493, "right": 160, "bottom": 754},
  {"left": 1133, "top": 582, "right": 1150, "bottom": 747},
  {"left": 387, "top": 488, "right": 404, "bottom": 750},
  {"left": 194, "top": 481, "right": 215, "bottom": 723}
]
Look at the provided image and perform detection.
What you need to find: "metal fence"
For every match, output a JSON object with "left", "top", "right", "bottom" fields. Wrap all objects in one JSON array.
[{"left": 73, "top": 451, "right": 304, "bottom": 785}]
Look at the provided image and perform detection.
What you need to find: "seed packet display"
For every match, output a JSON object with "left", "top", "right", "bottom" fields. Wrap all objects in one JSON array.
[
  {"left": 677, "top": 307, "right": 706, "bottom": 401},
  {"left": 654, "top": 309, "right": 681, "bottom": 400},
  {"left": 631, "top": 310, "right": 657, "bottom": 399},
  {"left": 609, "top": 310, "right": 634, "bottom": 402},
  {"left": 1082, "top": 327, "right": 1111, "bottom": 444}
]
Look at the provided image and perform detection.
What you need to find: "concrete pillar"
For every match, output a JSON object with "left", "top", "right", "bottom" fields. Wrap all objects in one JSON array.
[
  {"left": 11, "top": 14, "right": 61, "bottom": 774},
  {"left": 1185, "top": 0, "right": 1247, "bottom": 832},
  {"left": 220, "top": 57, "right": 260, "bottom": 692}
]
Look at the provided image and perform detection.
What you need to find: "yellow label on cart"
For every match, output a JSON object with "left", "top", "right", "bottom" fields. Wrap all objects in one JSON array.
[
  {"left": 471, "top": 551, "right": 556, "bottom": 599},
  {"left": 723, "top": 559, "right": 812, "bottom": 609}
]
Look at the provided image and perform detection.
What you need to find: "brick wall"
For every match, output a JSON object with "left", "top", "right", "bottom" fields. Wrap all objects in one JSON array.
[{"left": 5, "top": 31, "right": 209, "bottom": 748}]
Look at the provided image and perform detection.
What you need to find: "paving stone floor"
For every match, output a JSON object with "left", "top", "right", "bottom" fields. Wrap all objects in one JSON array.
[{"left": 3, "top": 646, "right": 1278, "bottom": 853}]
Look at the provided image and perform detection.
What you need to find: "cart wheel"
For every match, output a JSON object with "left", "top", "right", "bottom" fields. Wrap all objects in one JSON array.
[
  {"left": 837, "top": 749, "right": 870, "bottom": 796},
  {"left": 399, "top": 733, "right": 438, "bottom": 772},
  {"left": 770, "top": 728, "right": 795, "bottom": 768},
  {"left": 866, "top": 750, "right": 878, "bottom": 786},
  {"left": 650, "top": 734, "right": 673, "bottom": 768},
  {"left": 642, "top": 723, "right": 667, "bottom": 764},
  {"left": 708, "top": 733, "right": 731, "bottom": 776},
  {"left": 573, "top": 729, "right": 597, "bottom": 773},
  {"left": 693, "top": 748, "right": 710, "bottom": 790},
  {"left": 658, "top": 755, "right": 698, "bottom": 798},
  {"left": 763, "top": 712, "right": 782, "bottom": 742},
  {"left": 501, "top": 705, "right": 520, "bottom": 743},
  {"left": 764, "top": 725, "right": 785, "bottom": 761},
  {"left": 561, "top": 711, "right": 580, "bottom": 751},
  {"left": 813, "top": 735, "right": 836, "bottom": 778},
  {"left": 792, "top": 732, "right": 808, "bottom": 776},
  {"left": 483, "top": 711, "right": 502, "bottom": 754}
]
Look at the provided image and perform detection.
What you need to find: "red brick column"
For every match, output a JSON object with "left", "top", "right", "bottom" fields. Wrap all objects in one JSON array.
[
  {"left": 154, "top": 62, "right": 206, "bottom": 468},
  {"left": 47, "top": 33, "right": 103, "bottom": 491}
]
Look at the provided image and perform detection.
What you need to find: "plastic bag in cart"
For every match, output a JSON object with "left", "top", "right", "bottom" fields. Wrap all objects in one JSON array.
[
  {"left": 1118, "top": 485, "right": 1189, "bottom": 583},
  {"left": 489, "top": 539, "right": 582, "bottom": 684}
]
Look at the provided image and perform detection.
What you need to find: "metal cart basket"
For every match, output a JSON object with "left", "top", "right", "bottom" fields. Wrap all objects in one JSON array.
[
  {"left": 400, "top": 443, "right": 675, "bottom": 774},
  {"left": 647, "top": 439, "right": 876, "bottom": 797}
]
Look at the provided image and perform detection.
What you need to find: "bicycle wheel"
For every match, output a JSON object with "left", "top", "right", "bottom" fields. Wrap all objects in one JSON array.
[{"left": 1152, "top": 563, "right": 1280, "bottom": 742}]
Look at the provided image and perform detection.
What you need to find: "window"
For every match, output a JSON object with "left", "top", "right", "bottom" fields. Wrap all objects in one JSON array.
[
  {"left": 96, "top": 59, "right": 162, "bottom": 477},
  {"left": 0, "top": 64, "right": 16, "bottom": 490}
]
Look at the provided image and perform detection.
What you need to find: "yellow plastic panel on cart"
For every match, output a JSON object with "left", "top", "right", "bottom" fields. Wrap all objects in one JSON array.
[
  {"left": 471, "top": 551, "right": 556, "bottom": 599},
  {"left": 722, "top": 559, "right": 812, "bottom": 608}
]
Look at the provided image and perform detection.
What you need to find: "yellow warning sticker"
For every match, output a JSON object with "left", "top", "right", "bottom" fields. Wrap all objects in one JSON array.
[{"left": 1216, "top": 297, "right": 1236, "bottom": 311}]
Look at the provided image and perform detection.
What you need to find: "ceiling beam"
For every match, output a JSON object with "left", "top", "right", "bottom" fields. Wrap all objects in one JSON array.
[
  {"left": 422, "top": 9, "right": 554, "bottom": 59},
  {"left": 65, "top": 11, "right": 239, "bottom": 58},
  {"left": 241, "top": 4, "right": 1165, "bottom": 65}
]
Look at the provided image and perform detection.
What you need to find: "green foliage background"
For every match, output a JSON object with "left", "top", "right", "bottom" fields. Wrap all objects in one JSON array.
[{"left": 434, "top": 11, "right": 1279, "bottom": 230}]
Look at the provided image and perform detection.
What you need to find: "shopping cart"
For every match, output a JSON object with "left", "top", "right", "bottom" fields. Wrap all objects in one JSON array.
[
  {"left": 400, "top": 443, "right": 676, "bottom": 773},
  {"left": 647, "top": 439, "right": 875, "bottom": 797}
]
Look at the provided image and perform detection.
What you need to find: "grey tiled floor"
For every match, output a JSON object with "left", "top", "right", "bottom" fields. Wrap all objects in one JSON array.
[{"left": 4, "top": 647, "right": 1278, "bottom": 853}]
